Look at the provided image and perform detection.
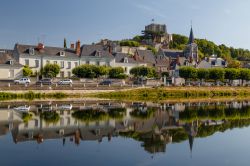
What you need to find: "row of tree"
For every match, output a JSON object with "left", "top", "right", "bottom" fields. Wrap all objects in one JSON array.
[
  {"left": 179, "top": 67, "right": 250, "bottom": 83},
  {"left": 23, "top": 63, "right": 158, "bottom": 79}
]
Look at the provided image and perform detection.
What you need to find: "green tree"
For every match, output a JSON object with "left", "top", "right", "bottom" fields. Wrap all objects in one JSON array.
[
  {"left": 161, "top": 72, "right": 169, "bottom": 78},
  {"left": 227, "top": 60, "right": 241, "bottom": 68},
  {"left": 120, "top": 40, "right": 140, "bottom": 47},
  {"left": 43, "top": 64, "right": 60, "bottom": 78},
  {"left": 197, "top": 68, "right": 209, "bottom": 83},
  {"left": 239, "top": 69, "right": 250, "bottom": 85},
  {"left": 130, "top": 66, "right": 157, "bottom": 78},
  {"left": 147, "top": 46, "right": 157, "bottom": 55},
  {"left": 23, "top": 65, "right": 33, "bottom": 77},
  {"left": 209, "top": 68, "right": 225, "bottom": 82},
  {"left": 179, "top": 67, "right": 197, "bottom": 81},
  {"left": 224, "top": 68, "right": 239, "bottom": 83},
  {"left": 109, "top": 67, "right": 127, "bottom": 79}
]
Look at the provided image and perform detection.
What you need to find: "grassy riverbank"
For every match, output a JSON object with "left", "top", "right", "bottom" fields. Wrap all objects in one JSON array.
[
  {"left": 3, "top": 86, "right": 250, "bottom": 101},
  {"left": 88, "top": 87, "right": 250, "bottom": 101},
  {"left": 0, "top": 91, "right": 70, "bottom": 100}
]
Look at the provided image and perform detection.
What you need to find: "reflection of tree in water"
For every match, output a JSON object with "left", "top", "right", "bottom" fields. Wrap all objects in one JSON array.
[
  {"left": 130, "top": 108, "right": 156, "bottom": 119},
  {"left": 22, "top": 112, "right": 33, "bottom": 123},
  {"left": 72, "top": 109, "right": 108, "bottom": 122},
  {"left": 179, "top": 105, "right": 250, "bottom": 122},
  {"left": 120, "top": 130, "right": 172, "bottom": 154},
  {"left": 108, "top": 108, "right": 126, "bottom": 119},
  {"left": 40, "top": 111, "right": 60, "bottom": 124}
]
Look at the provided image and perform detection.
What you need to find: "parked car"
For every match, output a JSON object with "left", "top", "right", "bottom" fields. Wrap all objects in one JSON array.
[
  {"left": 99, "top": 80, "right": 112, "bottom": 85},
  {"left": 14, "top": 105, "right": 30, "bottom": 112},
  {"left": 36, "top": 78, "right": 53, "bottom": 85},
  {"left": 57, "top": 104, "right": 72, "bottom": 110},
  {"left": 58, "top": 79, "right": 73, "bottom": 85},
  {"left": 14, "top": 78, "right": 31, "bottom": 85}
]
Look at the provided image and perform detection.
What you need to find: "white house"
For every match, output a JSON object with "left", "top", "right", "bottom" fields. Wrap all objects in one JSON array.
[{"left": 0, "top": 50, "right": 23, "bottom": 80}]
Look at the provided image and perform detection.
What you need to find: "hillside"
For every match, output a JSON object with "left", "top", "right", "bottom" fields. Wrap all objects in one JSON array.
[{"left": 169, "top": 34, "right": 250, "bottom": 62}]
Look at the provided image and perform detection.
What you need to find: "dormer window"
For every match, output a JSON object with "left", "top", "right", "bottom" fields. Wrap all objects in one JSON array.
[
  {"left": 59, "top": 51, "right": 65, "bottom": 56},
  {"left": 124, "top": 57, "right": 128, "bottom": 63},
  {"left": 96, "top": 51, "right": 101, "bottom": 57},
  {"left": 6, "top": 60, "right": 13, "bottom": 65},
  {"left": 29, "top": 48, "right": 35, "bottom": 55}
]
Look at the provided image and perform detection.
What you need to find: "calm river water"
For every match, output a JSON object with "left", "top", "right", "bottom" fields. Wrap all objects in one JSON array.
[{"left": 1, "top": 100, "right": 250, "bottom": 166}]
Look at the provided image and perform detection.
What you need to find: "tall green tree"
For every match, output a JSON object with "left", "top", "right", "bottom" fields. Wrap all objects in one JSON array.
[
  {"left": 239, "top": 69, "right": 250, "bottom": 85},
  {"left": 179, "top": 67, "right": 197, "bottom": 81},
  {"left": 109, "top": 67, "right": 127, "bottom": 79},
  {"left": 130, "top": 66, "right": 157, "bottom": 78},
  {"left": 197, "top": 68, "right": 209, "bottom": 83},
  {"left": 224, "top": 68, "right": 239, "bottom": 83},
  {"left": 209, "top": 68, "right": 225, "bottom": 82},
  {"left": 43, "top": 64, "right": 60, "bottom": 78}
]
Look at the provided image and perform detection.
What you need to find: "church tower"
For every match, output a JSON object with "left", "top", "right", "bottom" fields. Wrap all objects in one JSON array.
[{"left": 184, "top": 27, "right": 199, "bottom": 66}]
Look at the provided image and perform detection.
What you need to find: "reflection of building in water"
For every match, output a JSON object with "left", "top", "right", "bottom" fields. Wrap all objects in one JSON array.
[
  {"left": 0, "top": 109, "right": 22, "bottom": 138},
  {"left": 1, "top": 101, "right": 250, "bottom": 154},
  {"left": 185, "top": 120, "right": 199, "bottom": 157}
]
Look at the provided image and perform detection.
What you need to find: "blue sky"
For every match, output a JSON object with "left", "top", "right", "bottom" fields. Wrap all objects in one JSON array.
[{"left": 0, "top": 0, "right": 250, "bottom": 49}]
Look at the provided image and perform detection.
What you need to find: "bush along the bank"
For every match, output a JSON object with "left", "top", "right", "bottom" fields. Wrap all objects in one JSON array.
[
  {"left": 0, "top": 91, "right": 68, "bottom": 101},
  {"left": 92, "top": 87, "right": 250, "bottom": 101},
  {"left": 179, "top": 67, "right": 250, "bottom": 84}
]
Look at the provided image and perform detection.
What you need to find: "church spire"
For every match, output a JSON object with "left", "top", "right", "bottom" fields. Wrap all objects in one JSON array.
[{"left": 188, "top": 26, "right": 194, "bottom": 44}]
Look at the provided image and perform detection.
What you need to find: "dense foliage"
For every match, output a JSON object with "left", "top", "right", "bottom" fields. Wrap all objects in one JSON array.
[
  {"left": 108, "top": 67, "right": 127, "bottom": 79},
  {"left": 179, "top": 66, "right": 250, "bottom": 83},
  {"left": 130, "top": 66, "right": 157, "bottom": 78},
  {"left": 120, "top": 40, "right": 140, "bottom": 47},
  {"left": 170, "top": 34, "right": 250, "bottom": 61},
  {"left": 42, "top": 64, "right": 60, "bottom": 78},
  {"left": 23, "top": 65, "right": 33, "bottom": 77},
  {"left": 72, "top": 64, "right": 109, "bottom": 78}
]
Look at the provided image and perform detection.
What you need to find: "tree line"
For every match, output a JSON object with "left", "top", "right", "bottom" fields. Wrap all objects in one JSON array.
[
  {"left": 170, "top": 34, "right": 250, "bottom": 61},
  {"left": 23, "top": 63, "right": 158, "bottom": 79},
  {"left": 179, "top": 66, "right": 250, "bottom": 83}
]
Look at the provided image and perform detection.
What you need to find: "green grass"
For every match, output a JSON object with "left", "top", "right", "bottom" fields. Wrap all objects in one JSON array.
[
  {"left": 0, "top": 91, "right": 68, "bottom": 101},
  {"left": 88, "top": 87, "right": 250, "bottom": 101}
]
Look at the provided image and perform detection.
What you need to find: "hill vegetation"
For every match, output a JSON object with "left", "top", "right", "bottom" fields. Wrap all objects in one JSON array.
[{"left": 170, "top": 34, "right": 250, "bottom": 61}]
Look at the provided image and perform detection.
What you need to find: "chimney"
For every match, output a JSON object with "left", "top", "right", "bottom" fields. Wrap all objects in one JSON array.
[
  {"left": 76, "top": 40, "right": 81, "bottom": 56},
  {"left": 108, "top": 45, "right": 112, "bottom": 54},
  {"left": 70, "top": 43, "right": 75, "bottom": 49},
  {"left": 37, "top": 43, "right": 44, "bottom": 50}
]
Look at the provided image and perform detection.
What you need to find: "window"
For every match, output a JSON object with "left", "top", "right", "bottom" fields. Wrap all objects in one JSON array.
[
  {"left": 96, "top": 61, "right": 100, "bottom": 66},
  {"left": 59, "top": 51, "right": 65, "bottom": 56},
  {"left": 67, "top": 62, "right": 71, "bottom": 69},
  {"left": 25, "top": 59, "right": 29, "bottom": 66},
  {"left": 124, "top": 57, "right": 128, "bottom": 63},
  {"left": 60, "top": 71, "right": 64, "bottom": 78},
  {"left": 35, "top": 60, "right": 39, "bottom": 67},
  {"left": 86, "top": 61, "right": 90, "bottom": 65},
  {"left": 74, "top": 62, "right": 78, "bottom": 67},
  {"left": 29, "top": 48, "right": 35, "bottom": 55},
  {"left": 68, "top": 72, "right": 71, "bottom": 78},
  {"left": 7, "top": 60, "right": 13, "bottom": 65},
  {"left": 60, "top": 61, "right": 64, "bottom": 68},
  {"left": 60, "top": 118, "right": 64, "bottom": 126},
  {"left": 9, "top": 70, "right": 14, "bottom": 78}
]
